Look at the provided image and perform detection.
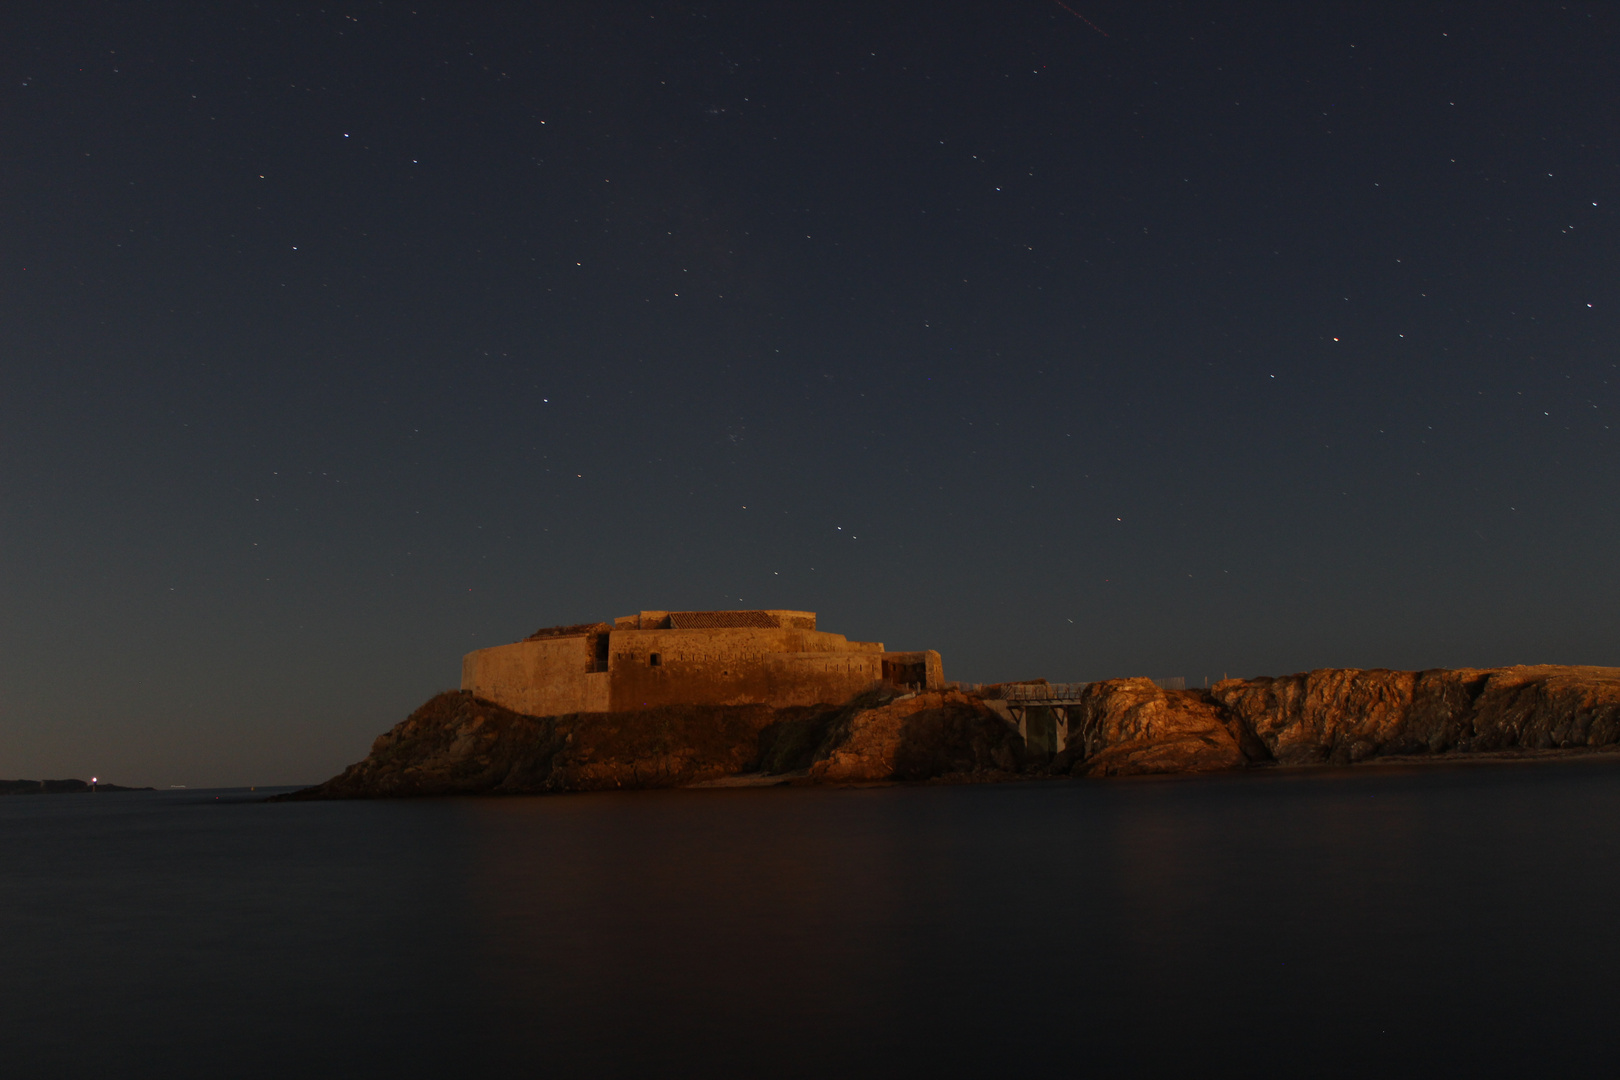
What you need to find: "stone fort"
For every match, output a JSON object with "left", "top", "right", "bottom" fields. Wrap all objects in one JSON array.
[{"left": 461, "top": 609, "right": 944, "bottom": 716}]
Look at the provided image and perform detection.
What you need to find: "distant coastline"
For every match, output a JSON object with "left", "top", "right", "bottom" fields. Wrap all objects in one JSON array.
[{"left": 1, "top": 778, "right": 153, "bottom": 795}]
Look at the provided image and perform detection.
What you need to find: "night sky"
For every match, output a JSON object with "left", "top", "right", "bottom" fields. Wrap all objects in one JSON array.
[{"left": 3, "top": 2, "right": 1616, "bottom": 786}]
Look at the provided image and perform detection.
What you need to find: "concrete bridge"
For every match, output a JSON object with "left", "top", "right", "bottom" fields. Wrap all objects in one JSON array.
[
  {"left": 977, "top": 682, "right": 1087, "bottom": 754},
  {"left": 967, "top": 677, "right": 1188, "bottom": 754}
]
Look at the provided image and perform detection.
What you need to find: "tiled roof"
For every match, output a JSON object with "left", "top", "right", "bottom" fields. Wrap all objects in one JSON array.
[{"left": 666, "top": 610, "right": 780, "bottom": 629}]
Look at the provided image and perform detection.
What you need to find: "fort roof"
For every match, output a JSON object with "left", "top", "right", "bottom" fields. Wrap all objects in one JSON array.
[
  {"left": 664, "top": 611, "right": 778, "bottom": 629},
  {"left": 612, "top": 609, "right": 818, "bottom": 631},
  {"left": 521, "top": 610, "right": 821, "bottom": 640}
]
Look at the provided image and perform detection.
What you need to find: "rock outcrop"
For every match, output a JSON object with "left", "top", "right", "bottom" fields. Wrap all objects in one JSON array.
[
  {"left": 280, "top": 665, "right": 1620, "bottom": 798},
  {"left": 281, "top": 692, "right": 782, "bottom": 798},
  {"left": 1056, "top": 678, "right": 1248, "bottom": 777},
  {"left": 798, "top": 690, "right": 1023, "bottom": 782},
  {"left": 1054, "top": 665, "right": 1620, "bottom": 776},
  {"left": 279, "top": 687, "right": 1024, "bottom": 799}
]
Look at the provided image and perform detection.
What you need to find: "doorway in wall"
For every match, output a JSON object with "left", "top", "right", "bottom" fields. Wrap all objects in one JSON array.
[{"left": 587, "top": 631, "right": 610, "bottom": 673}]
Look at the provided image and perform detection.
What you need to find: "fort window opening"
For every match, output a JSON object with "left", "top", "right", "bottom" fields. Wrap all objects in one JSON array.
[
  {"left": 883, "top": 657, "right": 926, "bottom": 687},
  {"left": 649, "top": 653, "right": 661, "bottom": 667}
]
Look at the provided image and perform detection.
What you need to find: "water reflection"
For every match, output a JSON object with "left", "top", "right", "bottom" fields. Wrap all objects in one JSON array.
[
  {"left": 453, "top": 763, "right": 1620, "bottom": 1076},
  {"left": 6, "top": 762, "right": 1620, "bottom": 1077},
  {"left": 461, "top": 789, "right": 963, "bottom": 1073}
]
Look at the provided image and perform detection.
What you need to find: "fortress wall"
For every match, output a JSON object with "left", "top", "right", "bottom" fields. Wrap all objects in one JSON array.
[
  {"left": 607, "top": 626, "right": 883, "bottom": 662},
  {"left": 806, "top": 632, "right": 884, "bottom": 654},
  {"left": 614, "top": 609, "right": 820, "bottom": 630},
  {"left": 461, "top": 613, "right": 922, "bottom": 716},
  {"left": 461, "top": 636, "right": 610, "bottom": 716},
  {"left": 765, "top": 652, "right": 887, "bottom": 706},
  {"left": 608, "top": 648, "right": 883, "bottom": 710},
  {"left": 607, "top": 626, "right": 784, "bottom": 664},
  {"left": 769, "top": 610, "right": 818, "bottom": 631},
  {"left": 605, "top": 626, "right": 884, "bottom": 709}
]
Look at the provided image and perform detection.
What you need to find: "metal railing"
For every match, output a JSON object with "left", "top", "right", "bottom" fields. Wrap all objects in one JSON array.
[
  {"left": 951, "top": 677, "right": 1191, "bottom": 699},
  {"left": 999, "top": 682, "right": 1087, "bottom": 701}
]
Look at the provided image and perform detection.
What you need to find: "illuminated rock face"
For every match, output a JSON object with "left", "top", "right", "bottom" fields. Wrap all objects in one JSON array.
[
  {"left": 1053, "top": 665, "right": 1620, "bottom": 776},
  {"left": 460, "top": 610, "right": 944, "bottom": 717},
  {"left": 283, "top": 666, "right": 1620, "bottom": 800},
  {"left": 282, "top": 687, "right": 1019, "bottom": 800}
]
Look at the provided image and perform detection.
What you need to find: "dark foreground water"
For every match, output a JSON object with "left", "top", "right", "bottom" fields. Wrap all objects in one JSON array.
[{"left": 4, "top": 762, "right": 1620, "bottom": 1078}]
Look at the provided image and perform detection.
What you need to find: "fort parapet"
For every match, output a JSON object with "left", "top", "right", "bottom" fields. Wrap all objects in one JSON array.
[{"left": 460, "top": 609, "right": 943, "bottom": 716}]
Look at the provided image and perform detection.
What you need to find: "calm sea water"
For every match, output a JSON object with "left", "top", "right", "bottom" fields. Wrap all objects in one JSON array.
[{"left": 4, "top": 761, "right": 1619, "bottom": 1078}]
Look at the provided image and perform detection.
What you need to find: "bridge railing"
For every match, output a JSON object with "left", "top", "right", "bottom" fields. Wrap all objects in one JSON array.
[
  {"left": 952, "top": 678, "right": 1191, "bottom": 700},
  {"left": 1000, "top": 682, "right": 1087, "bottom": 702}
]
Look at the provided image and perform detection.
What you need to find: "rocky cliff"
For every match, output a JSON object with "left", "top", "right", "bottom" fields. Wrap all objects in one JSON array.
[
  {"left": 1055, "top": 665, "right": 1620, "bottom": 776},
  {"left": 280, "top": 665, "right": 1620, "bottom": 798},
  {"left": 279, "top": 687, "right": 1023, "bottom": 799}
]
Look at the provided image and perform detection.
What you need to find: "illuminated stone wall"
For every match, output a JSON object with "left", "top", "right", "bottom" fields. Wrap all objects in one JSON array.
[{"left": 460, "top": 610, "right": 944, "bottom": 716}]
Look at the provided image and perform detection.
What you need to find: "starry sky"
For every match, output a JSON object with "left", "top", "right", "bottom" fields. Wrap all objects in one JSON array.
[{"left": 2, "top": 1, "right": 1616, "bottom": 786}]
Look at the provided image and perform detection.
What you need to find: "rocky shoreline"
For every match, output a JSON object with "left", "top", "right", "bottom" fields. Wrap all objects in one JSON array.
[{"left": 276, "top": 664, "right": 1620, "bottom": 799}]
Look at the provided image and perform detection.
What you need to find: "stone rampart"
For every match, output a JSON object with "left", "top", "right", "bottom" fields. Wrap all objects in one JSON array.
[
  {"left": 460, "top": 635, "right": 611, "bottom": 718},
  {"left": 460, "top": 609, "right": 942, "bottom": 716}
]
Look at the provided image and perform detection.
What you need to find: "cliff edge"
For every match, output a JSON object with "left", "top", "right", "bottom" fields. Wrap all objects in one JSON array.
[
  {"left": 278, "top": 665, "right": 1620, "bottom": 798},
  {"left": 278, "top": 687, "right": 1021, "bottom": 799},
  {"left": 1054, "top": 665, "right": 1620, "bottom": 777}
]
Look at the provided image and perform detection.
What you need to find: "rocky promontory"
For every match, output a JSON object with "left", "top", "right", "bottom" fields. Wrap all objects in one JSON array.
[
  {"left": 279, "top": 665, "right": 1620, "bottom": 799},
  {"left": 279, "top": 688, "right": 1022, "bottom": 799}
]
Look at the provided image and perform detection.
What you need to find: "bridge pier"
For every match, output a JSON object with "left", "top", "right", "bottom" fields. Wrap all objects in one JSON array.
[
  {"left": 1007, "top": 704, "right": 1070, "bottom": 754},
  {"left": 988, "top": 683, "right": 1085, "bottom": 755}
]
